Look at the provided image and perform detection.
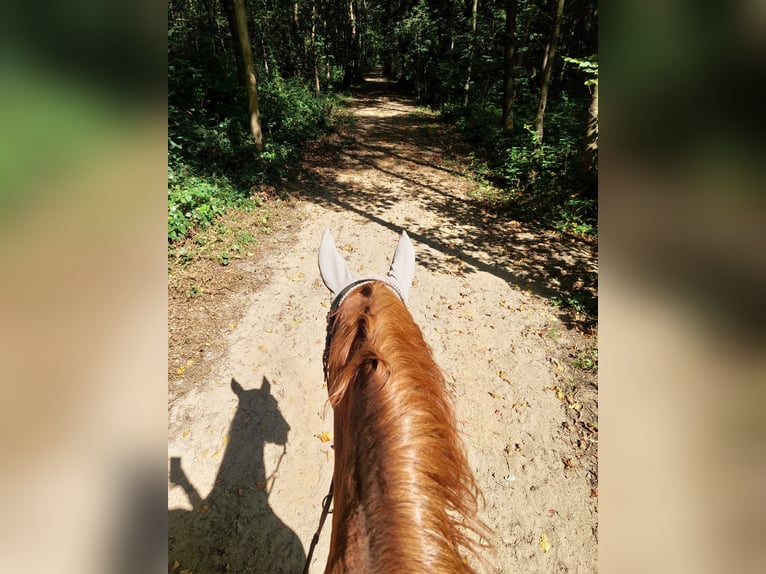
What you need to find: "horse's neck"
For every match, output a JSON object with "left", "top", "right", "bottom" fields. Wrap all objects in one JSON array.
[
  {"left": 325, "top": 497, "right": 372, "bottom": 573},
  {"left": 328, "top": 384, "right": 430, "bottom": 573},
  {"left": 211, "top": 411, "right": 269, "bottom": 495},
  {"left": 326, "top": 456, "right": 377, "bottom": 573},
  {"left": 325, "top": 286, "right": 482, "bottom": 573}
]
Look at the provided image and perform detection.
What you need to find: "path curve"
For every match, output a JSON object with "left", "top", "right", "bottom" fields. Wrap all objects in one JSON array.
[{"left": 168, "top": 73, "right": 598, "bottom": 573}]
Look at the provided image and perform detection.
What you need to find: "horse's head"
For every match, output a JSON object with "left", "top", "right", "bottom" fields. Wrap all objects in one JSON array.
[
  {"left": 317, "top": 228, "right": 416, "bottom": 306},
  {"left": 230, "top": 377, "right": 290, "bottom": 446}
]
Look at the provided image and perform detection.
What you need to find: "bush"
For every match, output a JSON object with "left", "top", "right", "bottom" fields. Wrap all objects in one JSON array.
[
  {"left": 168, "top": 71, "right": 341, "bottom": 244},
  {"left": 167, "top": 175, "right": 242, "bottom": 243},
  {"left": 442, "top": 95, "right": 596, "bottom": 236}
]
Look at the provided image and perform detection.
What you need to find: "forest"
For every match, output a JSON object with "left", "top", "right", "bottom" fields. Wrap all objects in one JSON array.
[{"left": 168, "top": 0, "right": 598, "bottom": 245}]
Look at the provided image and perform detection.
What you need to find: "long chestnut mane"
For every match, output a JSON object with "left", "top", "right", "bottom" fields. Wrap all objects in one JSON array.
[{"left": 323, "top": 281, "right": 490, "bottom": 574}]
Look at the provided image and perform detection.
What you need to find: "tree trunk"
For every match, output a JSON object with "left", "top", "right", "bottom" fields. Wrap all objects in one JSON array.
[
  {"left": 221, "top": 0, "right": 243, "bottom": 73},
  {"left": 225, "top": 0, "right": 263, "bottom": 150},
  {"left": 502, "top": 0, "right": 518, "bottom": 131},
  {"left": 463, "top": 0, "right": 479, "bottom": 107},
  {"left": 533, "top": 0, "right": 565, "bottom": 143},
  {"left": 579, "top": 79, "right": 598, "bottom": 177},
  {"left": 346, "top": 0, "right": 361, "bottom": 85},
  {"left": 311, "top": 0, "right": 321, "bottom": 95},
  {"left": 291, "top": 1, "right": 300, "bottom": 78}
]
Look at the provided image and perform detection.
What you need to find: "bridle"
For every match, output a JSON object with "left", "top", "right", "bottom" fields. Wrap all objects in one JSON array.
[{"left": 304, "top": 279, "right": 406, "bottom": 573}]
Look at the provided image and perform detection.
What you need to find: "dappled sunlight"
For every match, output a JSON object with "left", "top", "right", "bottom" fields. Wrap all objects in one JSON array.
[{"left": 297, "top": 73, "right": 597, "bottom": 330}]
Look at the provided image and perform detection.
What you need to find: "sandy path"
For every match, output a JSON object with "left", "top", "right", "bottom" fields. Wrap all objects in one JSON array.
[{"left": 168, "top": 73, "right": 598, "bottom": 573}]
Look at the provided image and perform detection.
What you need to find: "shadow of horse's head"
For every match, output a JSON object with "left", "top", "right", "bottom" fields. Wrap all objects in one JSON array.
[
  {"left": 230, "top": 376, "right": 290, "bottom": 447},
  {"left": 168, "top": 376, "right": 306, "bottom": 573}
]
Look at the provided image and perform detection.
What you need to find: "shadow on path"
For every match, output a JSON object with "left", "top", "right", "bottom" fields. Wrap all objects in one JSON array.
[
  {"left": 298, "top": 72, "right": 597, "bottom": 333},
  {"left": 168, "top": 377, "right": 305, "bottom": 573}
]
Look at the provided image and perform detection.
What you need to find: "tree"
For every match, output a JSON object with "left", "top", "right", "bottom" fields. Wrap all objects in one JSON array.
[
  {"left": 533, "top": 0, "right": 565, "bottom": 143},
  {"left": 580, "top": 77, "right": 597, "bottom": 175},
  {"left": 311, "top": 0, "right": 321, "bottom": 95},
  {"left": 463, "top": 0, "right": 479, "bottom": 107},
  {"left": 502, "top": 0, "right": 518, "bottom": 131},
  {"left": 566, "top": 55, "right": 598, "bottom": 181},
  {"left": 224, "top": 0, "right": 264, "bottom": 150}
]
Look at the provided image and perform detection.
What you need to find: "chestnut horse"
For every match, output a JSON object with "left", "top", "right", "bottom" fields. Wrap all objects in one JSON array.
[{"left": 317, "top": 229, "right": 490, "bottom": 574}]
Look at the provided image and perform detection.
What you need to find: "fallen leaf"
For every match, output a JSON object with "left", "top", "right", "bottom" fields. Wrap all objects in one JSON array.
[
  {"left": 540, "top": 533, "right": 551, "bottom": 553},
  {"left": 314, "top": 432, "right": 333, "bottom": 443},
  {"left": 488, "top": 391, "right": 504, "bottom": 399},
  {"left": 556, "top": 389, "right": 564, "bottom": 400},
  {"left": 182, "top": 429, "right": 190, "bottom": 438},
  {"left": 320, "top": 300, "right": 328, "bottom": 308}
]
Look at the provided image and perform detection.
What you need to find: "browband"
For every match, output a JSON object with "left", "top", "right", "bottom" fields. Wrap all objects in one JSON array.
[{"left": 329, "top": 275, "right": 406, "bottom": 314}]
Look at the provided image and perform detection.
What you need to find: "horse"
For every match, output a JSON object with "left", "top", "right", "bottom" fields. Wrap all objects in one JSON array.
[{"left": 317, "top": 228, "right": 491, "bottom": 573}]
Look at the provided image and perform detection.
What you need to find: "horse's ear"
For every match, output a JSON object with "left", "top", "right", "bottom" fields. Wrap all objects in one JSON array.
[
  {"left": 388, "top": 230, "right": 416, "bottom": 301},
  {"left": 231, "top": 378, "right": 244, "bottom": 396},
  {"left": 318, "top": 228, "right": 356, "bottom": 296}
]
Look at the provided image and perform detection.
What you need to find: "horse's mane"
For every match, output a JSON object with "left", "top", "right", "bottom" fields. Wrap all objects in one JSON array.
[{"left": 324, "top": 281, "right": 491, "bottom": 573}]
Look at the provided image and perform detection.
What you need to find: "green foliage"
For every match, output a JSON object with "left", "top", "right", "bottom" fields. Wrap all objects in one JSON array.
[
  {"left": 446, "top": 94, "right": 596, "bottom": 236},
  {"left": 260, "top": 79, "right": 338, "bottom": 145},
  {"left": 572, "top": 345, "right": 598, "bottom": 372},
  {"left": 563, "top": 55, "right": 598, "bottom": 87},
  {"left": 167, "top": 0, "right": 352, "bottom": 246},
  {"left": 167, "top": 0, "right": 598, "bottom": 245},
  {"left": 167, "top": 175, "right": 245, "bottom": 243},
  {"left": 169, "top": 44, "right": 342, "bottom": 244},
  {"left": 392, "top": 0, "right": 439, "bottom": 85}
]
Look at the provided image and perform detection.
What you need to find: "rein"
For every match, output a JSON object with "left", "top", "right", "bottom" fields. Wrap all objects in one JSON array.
[{"left": 302, "top": 478, "right": 334, "bottom": 574}]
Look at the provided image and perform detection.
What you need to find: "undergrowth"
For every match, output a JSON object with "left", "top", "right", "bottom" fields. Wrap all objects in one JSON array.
[
  {"left": 168, "top": 60, "right": 347, "bottom": 252},
  {"left": 442, "top": 96, "right": 597, "bottom": 237}
]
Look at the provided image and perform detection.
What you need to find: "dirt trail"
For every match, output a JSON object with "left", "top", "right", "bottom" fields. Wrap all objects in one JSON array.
[{"left": 168, "top": 73, "right": 598, "bottom": 573}]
